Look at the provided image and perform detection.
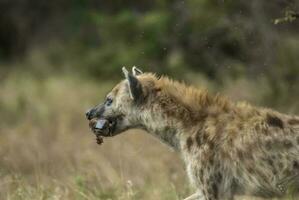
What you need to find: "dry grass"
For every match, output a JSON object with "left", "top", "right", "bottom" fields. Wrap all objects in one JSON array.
[
  {"left": 0, "top": 72, "right": 188, "bottom": 200},
  {"left": 0, "top": 70, "right": 297, "bottom": 200}
]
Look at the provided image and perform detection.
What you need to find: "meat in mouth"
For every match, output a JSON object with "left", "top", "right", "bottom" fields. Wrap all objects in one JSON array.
[
  {"left": 88, "top": 117, "right": 119, "bottom": 145},
  {"left": 89, "top": 118, "right": 117, "bottom": 137}
]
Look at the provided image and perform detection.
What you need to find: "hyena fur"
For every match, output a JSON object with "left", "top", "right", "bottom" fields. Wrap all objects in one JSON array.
[{"left": 86, "top": 67, "right": 299, "bottom": 200}]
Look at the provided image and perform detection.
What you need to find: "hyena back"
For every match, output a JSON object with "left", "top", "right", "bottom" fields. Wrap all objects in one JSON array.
[{"left": 86, "top": 67, "right": 299, "bottom": 200}]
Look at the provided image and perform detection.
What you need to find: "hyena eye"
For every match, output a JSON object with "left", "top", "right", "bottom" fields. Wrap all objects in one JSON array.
[{"left": 105, "top": 97, "right": 113, "bottom": 106}]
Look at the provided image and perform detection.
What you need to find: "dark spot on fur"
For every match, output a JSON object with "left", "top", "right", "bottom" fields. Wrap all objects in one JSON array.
[
  {"left": 209, "top": 157, "right": 214, "bottom": 165},
  {"left": 202, "top": 189, "right": 207, "bottom": 198},
  {"left": 283, "top": 140, "right": 293, "bottom": 149},
  {"left": 211, "top": 182, "right": 218, "bottom": 198},
  {"left": 258, "top": 171, "right": 269, "bottom": 182},
  {"left": 270, "top": 155, "right": 276, "bottom": 160},
  {"left": 195, "top": 132, "right": 202, "bottom": 146},
  {"left": 209, "top": 142, "right": 215, "bottom": 150},
  {"left": 216, "top": 123, "right": 225, "bottom": 136},
  {"left": 278, "top": 162, "right": 284, "bottom": 169},
  {"left": 266, "top": 114, "right": 284, "bottom": 129},
  {"left": 247, "top": 165, "right": 254, "bottom": 174},
  {"left": 293, "top": 161, "right": 299, "bottom": 169},
  {"left": 265, "top": 140, "right": 272, "bottom": 150},
  {"left": 267, "top": 159, "right": 274, "bottom": 167},
  {"left": 199, "top": 169, "right": 204, "bottom": 181},
  {"left": 207, "top": 188, "right": 214, "bottom": 198},
  {"left": 288, "top": 118, "right": 299, "bottom": 125},
  {"left": 186, "top": 137, "right": 193, "bottom": 152},
  {"left": 255, "top": 124, "right": 261, "bottom": 132},
  {"left": 297, "top": 136, "right": 299, "bottom": 145},
  {"left": 215, "top": 173, "right": 222, "bottom": 183},
  {"left": 202, "top": 133, "right": 208, "bottom": 141},
  {"left": 237, "top": 123, "right": 243, "bottom": 130},
  {"left": 237, "top": 150, "right": 249, "bottom": 160},
  {"left": 237, "top": 150, "right": 243, "bottom": 160}
]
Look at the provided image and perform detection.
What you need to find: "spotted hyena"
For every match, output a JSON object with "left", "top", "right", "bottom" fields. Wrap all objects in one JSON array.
[{"left": 85, "top": 67, "right": 299, "bottom": 200}]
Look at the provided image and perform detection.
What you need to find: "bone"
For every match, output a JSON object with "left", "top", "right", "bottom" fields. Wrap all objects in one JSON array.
[{"left": 95, "top": 119, "right": 108, "bottom": 130}]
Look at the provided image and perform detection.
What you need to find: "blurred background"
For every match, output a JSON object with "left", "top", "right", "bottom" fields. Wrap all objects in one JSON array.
[{"left": 0, "top": 0, "right": 299, "bottom": 199}]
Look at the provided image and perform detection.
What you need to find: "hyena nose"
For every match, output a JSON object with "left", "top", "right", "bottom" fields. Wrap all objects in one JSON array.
[{"left": 85, "top": 109, "right": 94, "bottom": 120}]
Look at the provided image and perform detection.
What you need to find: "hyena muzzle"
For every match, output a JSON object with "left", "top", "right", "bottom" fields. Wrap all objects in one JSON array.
[
  {"left": 85, "top": 67, "right": 144, "bottom": 139},
  {"left": 86, "top": 67, "right": 299, "bottom": 200}
]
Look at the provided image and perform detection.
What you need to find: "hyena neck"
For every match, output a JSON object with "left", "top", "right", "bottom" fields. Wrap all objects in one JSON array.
[
  {"left": 134, "top": 114, "right": 181, "bottom": 150},
  {"left": 129, "top": 82, "right": 232, "bottom": 151},
  {"left": 144, "top": 124, "right": 181, "bottom": 150},
  {"left": 137, "top": 92, "right": 231, "bottom": 150}
]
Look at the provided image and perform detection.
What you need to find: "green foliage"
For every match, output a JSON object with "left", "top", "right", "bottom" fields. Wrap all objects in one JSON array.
[
  {"left": 52, "top": 0, "right": 297, "bottom": 81},
  {"left": 274, "top": 8, "right": 299, "bottom": 24},
  {"left": 0, "top": 0, "right": 299, "bottom": 108}
]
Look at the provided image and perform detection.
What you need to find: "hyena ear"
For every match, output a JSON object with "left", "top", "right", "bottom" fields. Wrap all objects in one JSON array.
[
  {"left": 122, "top": 67, "right": 144, "bottom": 103},
  {"left": 132, "top": 66, "right": 143, "bottom": 76}
]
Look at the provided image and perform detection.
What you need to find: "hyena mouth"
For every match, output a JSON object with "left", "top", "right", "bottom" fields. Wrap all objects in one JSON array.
[{"left": 89, "top": 118, "right": 117, "bottom": 138}]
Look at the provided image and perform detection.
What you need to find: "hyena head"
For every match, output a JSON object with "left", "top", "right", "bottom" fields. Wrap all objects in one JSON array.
[{"left": 86, "top": 67, "right": 160, "bottom": 137}]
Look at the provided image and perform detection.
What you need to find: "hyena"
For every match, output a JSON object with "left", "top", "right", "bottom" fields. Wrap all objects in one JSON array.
[{"left": 86, "top": 67, "right": 299, "bottom": 200}]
